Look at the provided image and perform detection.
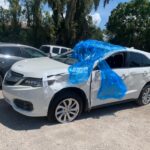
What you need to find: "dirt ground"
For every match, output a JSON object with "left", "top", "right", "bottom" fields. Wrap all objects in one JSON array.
[{"left": 0, "top": 90, "right": 150, "bottom": 150}]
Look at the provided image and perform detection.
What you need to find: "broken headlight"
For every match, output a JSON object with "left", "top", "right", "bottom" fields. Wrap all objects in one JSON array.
[{"left": 20, "top": 78, "right": 43, "bottom": 87}]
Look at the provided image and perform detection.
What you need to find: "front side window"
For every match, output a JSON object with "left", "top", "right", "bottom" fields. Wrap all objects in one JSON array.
[
  {"left": 0, "top": 46, "right": 21, "bottom": 57},
  {"left": 106, "top": 52, "right": 126, "bottom": 69},
  {"left": 21, "top": 47, "right": 47, "bottom": 58},
  {"left": 93, "top": 52, "right": 126, "bottom": 70}
]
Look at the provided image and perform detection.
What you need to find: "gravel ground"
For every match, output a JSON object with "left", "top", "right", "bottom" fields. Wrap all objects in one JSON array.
[{"left": 0, "top": 90, "right": 150, "bottom": 150}]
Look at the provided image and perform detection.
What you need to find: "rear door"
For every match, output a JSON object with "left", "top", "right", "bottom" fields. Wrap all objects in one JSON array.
[
  {"left": 90, "top": 52, "right": 132, "bottom": 107},
  {"left": 52, "top": 47, "right": 60, "bottom": 56},
  {"left": 125, "top": 52, "right": 150, "bottom": 98},
  {"left": 60, "top": 48, "right": 68, "bottom": 54}
]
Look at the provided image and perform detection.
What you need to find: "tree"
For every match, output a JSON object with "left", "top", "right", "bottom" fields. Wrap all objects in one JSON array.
[
  {"left": 107, "top": 0, "right": 150, "bottom": 51},
  {"left": 8, "top": 0, "right": 21, "bottom": 28},
  {"left": 0, "top": 0, "right": 110, "bottom": 47},
  {"left": 47, "top": 0, "right": 109, "bottom": 47},
  {"left": 0, "top": 7, "right": 11, "bottom": 42},
  {"left": 21, "top": 0, "right": 55, "bottom": 47},
  {"left": 7, "top": 0, "right": 21, "bottom": 42}
]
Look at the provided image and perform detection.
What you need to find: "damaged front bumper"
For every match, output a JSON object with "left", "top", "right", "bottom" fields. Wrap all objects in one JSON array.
[{"left": 2, "top": 85, "right": 54, "bottom": 117}]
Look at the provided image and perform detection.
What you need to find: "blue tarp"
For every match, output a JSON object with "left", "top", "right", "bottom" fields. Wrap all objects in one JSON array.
[{"left": 68, "top": 40, "right": 127, "bottom": 100}]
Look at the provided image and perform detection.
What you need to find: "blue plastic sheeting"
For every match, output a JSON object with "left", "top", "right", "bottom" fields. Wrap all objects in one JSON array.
[
  {"left": 97, "top": 60, "right": 127, "bottom": 99},
  {"left": 68, "top": 60, "right": 93, "bottom": 84},
  {"left": 68, "top": 40, "right": 127, "bottom": 100},
  {"left": 72, "top": 40, "right": 125, "bottom": 61}
]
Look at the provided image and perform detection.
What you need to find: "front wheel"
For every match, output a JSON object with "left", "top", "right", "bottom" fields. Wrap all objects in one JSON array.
[
  {"left": 48, "top": 92, "right": 83, "bottom": 123},
  {"left": 137, "top": 85, "right": 150, "bottom": 106}
]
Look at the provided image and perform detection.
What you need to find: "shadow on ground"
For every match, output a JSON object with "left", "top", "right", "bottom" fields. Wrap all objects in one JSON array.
[{"left": 0, "top": 98, "right": 138, "bottom": 131}]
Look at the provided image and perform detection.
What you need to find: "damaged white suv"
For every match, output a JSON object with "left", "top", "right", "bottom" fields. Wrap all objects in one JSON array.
[{"left": 2, "top": 48, "right": 150, "bottom": 123}]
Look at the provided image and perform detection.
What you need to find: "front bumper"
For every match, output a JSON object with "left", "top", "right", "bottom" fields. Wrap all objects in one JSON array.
[{"left": 2, "top": 85, "right": 54, "bottom": 117}]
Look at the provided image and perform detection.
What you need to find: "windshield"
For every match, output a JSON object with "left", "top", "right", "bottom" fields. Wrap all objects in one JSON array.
[
  {"left": 22, "top": 47, "right": 47, "bottom": 58},
  {"left": 52, "top": 51, "right": 78, "bottom": 65}
]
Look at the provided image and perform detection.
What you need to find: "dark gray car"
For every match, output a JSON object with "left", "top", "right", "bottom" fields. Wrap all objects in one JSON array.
[{"left": 0, "top": 44, "right": 47, "bottom": 86}]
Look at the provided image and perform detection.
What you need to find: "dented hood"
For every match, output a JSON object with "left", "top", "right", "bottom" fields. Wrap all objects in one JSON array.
[{"left": 11, "top": 57, "right": 69, "bottom": 78}]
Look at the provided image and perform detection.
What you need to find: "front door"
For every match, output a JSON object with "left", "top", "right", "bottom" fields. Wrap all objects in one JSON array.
[{"left": 90, "top": 52, "right": 133, "bottom": 107}]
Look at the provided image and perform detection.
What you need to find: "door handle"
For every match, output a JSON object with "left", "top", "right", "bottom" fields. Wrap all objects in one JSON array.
[{"left": 121, "top": 74, "right": 128, "bottom": 79}]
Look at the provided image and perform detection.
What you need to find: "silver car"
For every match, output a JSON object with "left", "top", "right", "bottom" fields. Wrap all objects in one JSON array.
[
  {"left": 2, "top": 48, "right": 150, "bottom": 123},
  {"left": 0, "top": 44, "right": 47, "bottom": 86}
]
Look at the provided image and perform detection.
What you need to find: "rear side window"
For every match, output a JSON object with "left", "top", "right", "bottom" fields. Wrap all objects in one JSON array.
[
  {"left": 40, "top": 46, "right": 49, "bottom": 53},
  {"left": 52, "top": 47, "right": 60, "bottom": 54},
  {"left": 106, "top": 52, "right": 126, "bottom": 69},
  {"left": 61, "top": 48, "right": 68, "bottom": 54},
  {"left": 127, "top": 52, "right": 150, "bottom": 67},
  {"left": 141, "top": 54, "right": 150, "bottom": 67},
  {"left": 0, "top": 46, "right": 21, "bottom": 57}
]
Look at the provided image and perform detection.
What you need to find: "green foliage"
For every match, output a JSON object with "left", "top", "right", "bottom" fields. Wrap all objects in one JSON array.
[
  {"left": 0, "top": 0, "right": 107, "bottom": 47},
  {"left": 48, "top": 0, "right": 104, "bottom": 46},
  {"left": 107, "top": 0, "right": 150, "bottom": 51}
]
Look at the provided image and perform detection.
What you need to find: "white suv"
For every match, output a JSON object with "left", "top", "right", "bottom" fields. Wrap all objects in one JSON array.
[
  {"left": 40, "top": 45, "right": 71, "bottom": 57},
  {"left": 2, "top": 48, "right": 150, "bottom": 123}
]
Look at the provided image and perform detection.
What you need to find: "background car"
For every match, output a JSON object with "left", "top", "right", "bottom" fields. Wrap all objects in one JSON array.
[
  {"left": 40, "top": 45, "right": 71, "bottom": 57},
  {"left": 2, "top": 48, "right": 150, "bottom": 123},
  {"left": 0, "top": 44, "right": 47, "bottom": 87}
]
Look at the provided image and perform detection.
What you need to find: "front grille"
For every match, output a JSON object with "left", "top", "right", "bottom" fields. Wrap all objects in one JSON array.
[{"left": 5, "top": 70, "right": 23, "bottom": 86}]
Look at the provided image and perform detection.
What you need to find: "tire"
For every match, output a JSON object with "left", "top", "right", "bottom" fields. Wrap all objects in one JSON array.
[
  {"left": 0, "top": 74, "right": 3, "bottom": 87},
  {"left": 48, "top": 91, "right": 83, "bottom": 123},
  {"left": 137, "top": 84, "right": 150, "bottom": 106}
]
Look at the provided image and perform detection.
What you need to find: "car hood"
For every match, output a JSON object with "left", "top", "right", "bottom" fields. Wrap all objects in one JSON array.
[{"left": 11, "top": 57, "right": 69, "bottom": 78}]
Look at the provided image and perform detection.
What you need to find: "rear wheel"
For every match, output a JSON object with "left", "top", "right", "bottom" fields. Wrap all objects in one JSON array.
[
  {"left": 0, "top": 74, "right": 3, "bottom": 87},
  {"left": 137, "top": 85, "right": 150, "bottom": 106},
  {"left": 48, "top": 92, "right": 83, "bottom": 123}
]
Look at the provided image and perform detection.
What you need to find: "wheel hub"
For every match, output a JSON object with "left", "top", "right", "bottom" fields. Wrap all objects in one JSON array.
[
  {"left": 0, "top": 75, "right": 2, "bottom": 87},
  {"left": 142, "top": 88, "right": 150, "bottom": 104},
  {"left": 55, "top": 98, "right": 80, "bottom": 123}
]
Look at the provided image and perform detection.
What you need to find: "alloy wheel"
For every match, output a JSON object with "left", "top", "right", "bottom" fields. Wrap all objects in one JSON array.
[
  {"left": 0, "top": 75, "right": 2, "bottom": 87},
  {"left": 55, "top": 98, "right": 80, "bottom": 123},
  {"left": 142, "top": 88, "right": 150, "bottom": 105}
]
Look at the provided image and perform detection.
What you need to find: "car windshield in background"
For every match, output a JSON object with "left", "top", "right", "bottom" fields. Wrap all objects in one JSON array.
[
  {"left": 22, "top": 47, "right": 47, "bottom": 58},
  {"left": 40, "top": 46, "right": 49, "bottom": 53},
  {"left": 53, "top": 51, "right": 78, "bottom": 65}
]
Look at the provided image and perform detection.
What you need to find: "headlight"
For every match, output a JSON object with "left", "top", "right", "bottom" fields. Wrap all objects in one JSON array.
[{"left": 20, "top": 78, "right": 43, "bottom": 87}]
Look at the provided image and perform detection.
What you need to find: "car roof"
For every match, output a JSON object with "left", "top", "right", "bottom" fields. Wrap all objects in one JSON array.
[
  {"left": 0, "top": 43, "right": 38, "bottom": 49},
  {"left": 126, "top": 47, "right": 150, "bottom": 58},
  {"left": 1, "top": 43, "right": 149, "bottom": 58},
  {"left": 63, "top": 47, "right": 150, "bottom": 59},
  {"left": 101, "top": 47, "right": 150, "bottom": 59},
  {"left": 40, "top": 45, "right": 70, "bottom": 49}
]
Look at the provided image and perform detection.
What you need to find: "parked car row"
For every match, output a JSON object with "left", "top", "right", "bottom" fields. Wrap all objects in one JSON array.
[
  {"left": 0, "top": 44, "right": 47, "bottom": 86},
  {"left": 0, "top": 44, "right": 71, "bottom": 87},
  {"left": 2, "top": 45, "right": 150, "bottom": 123}
]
